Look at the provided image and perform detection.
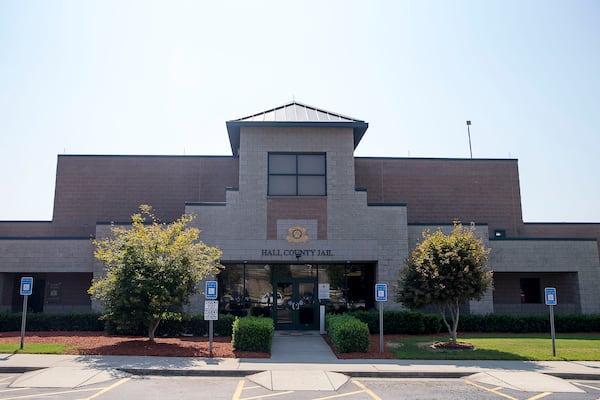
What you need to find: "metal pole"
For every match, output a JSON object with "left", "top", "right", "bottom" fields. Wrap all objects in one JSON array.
[
  {"left": 20, "top": 295, "right": 28, "bottom": 350},
  {"left": 549, "top": 305, "right": 556, "bottom": 357},
  {"left": 379, "top": 301, "right": 384, "bottom": 353},
  {"left": 466, "top": 120, "right": 473, "bottom": 159},
  {"left": 209, "top": 320, "right": 214, "bottom": 358}
]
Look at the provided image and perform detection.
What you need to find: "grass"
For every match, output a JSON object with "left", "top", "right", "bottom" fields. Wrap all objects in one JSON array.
[
  {"left": 0, "top": 343, "right": 68, "bottom": 354},
  {"left": 389, "top": 333, "right": 600, "bottom": 361}
]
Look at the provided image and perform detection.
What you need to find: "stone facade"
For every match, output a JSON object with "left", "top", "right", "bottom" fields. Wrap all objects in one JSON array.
[
  {"left": 186, "top": 125, "right": 408, "bottom": 312},
  {"left": 0, "top": 101, "right": 598, "bottom": 318}
]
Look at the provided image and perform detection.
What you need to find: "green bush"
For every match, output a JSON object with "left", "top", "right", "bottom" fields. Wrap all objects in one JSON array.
[
  {"left": 326, "top": 314, "right": 370, "bottom": 353},
  {"left": 0, "top": 311, "right": 235, "bottom": 337},
  {"left": 0, "top": 312, "right": 104, "bottom": 332},
  {"left": 349, "top": 310, "right": 442, "bottom": 334},
  {"left": 111, "top": 313, "right": 235, "bottom": 337},
  {"left": 231, "top": 316, "right": 274, "bottom": 352},
  {"left": 458, "top": 313, "right": 600, "bottom": 333}
]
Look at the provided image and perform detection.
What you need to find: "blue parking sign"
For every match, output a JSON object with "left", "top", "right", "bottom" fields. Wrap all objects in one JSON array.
[
  {"left": 20, "top": 277, "right": 33, "bottom": 296},
  {"left": 375, "top": 283, "right": 387, "bottom": 302},
  {"left": 545, "top": 287, "right": 557, "bottom": 306},
  {"left": 205, "top": 281, "right": 218, "bottom": 300}
]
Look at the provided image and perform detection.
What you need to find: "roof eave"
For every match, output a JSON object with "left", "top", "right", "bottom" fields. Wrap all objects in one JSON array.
[{"left": 225, "top": 121, "right": 369, "bottom": 156}]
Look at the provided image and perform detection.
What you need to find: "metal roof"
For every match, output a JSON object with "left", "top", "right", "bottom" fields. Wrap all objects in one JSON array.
[
  {"left": 232, "top": 101, "right": 364, "bottom": 123},
  {"left": 226, "top": 101, "right": 369, "bottom": 156}
]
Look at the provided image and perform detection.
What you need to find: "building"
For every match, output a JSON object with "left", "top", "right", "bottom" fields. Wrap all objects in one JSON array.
[{"left": 1, "top": 102, "right": 599, "bottom": 330}]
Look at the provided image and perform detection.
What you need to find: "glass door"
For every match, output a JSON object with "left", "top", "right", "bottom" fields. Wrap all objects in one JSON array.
[{"left": 274, "top": 278, "right": 318, "bottom": 330}]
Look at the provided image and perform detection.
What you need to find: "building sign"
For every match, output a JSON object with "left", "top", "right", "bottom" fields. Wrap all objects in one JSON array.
[{"left": 260, "top": 249, "right": 334, "bottom": 257}]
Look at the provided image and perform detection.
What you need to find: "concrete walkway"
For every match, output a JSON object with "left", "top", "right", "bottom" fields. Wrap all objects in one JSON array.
[{"left": 1, "top": 333, "right": 600, "bottom": 392}]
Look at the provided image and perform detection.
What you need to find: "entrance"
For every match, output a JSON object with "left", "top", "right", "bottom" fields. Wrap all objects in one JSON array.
[{"left": 274, "top": 278, "right": 318, "bottom": 330}]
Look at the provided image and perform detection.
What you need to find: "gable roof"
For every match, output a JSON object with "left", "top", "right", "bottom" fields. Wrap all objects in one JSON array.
[{"left": 226, "top": 101, "right": 368, "bottom": 156}]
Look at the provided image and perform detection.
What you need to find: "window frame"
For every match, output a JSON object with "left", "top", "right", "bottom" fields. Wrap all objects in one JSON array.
[{"left": 267, "top": 152, "right": 327, "bottom": 196}]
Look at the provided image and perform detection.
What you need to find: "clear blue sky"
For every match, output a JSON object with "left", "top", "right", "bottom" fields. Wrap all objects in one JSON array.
[{"left": 1, "top": 1, "right": 599, "bottom": 222}]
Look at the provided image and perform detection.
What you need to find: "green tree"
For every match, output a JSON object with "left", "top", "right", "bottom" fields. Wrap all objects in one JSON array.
[
  {"left": 89, "top": 205, "right": 222, "bottom": 341},
  {"left": 398, "top": 222, "right": 492, "bottom": 343}
]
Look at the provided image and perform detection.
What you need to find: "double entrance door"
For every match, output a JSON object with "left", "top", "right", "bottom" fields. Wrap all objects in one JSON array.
[{"left": 273, "top": 278, "right": 318, "bottom": 330}]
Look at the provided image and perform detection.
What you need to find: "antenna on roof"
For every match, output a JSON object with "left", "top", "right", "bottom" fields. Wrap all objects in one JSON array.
[{"left": 466, "top": 120, "right": 473, "bottom": 159}]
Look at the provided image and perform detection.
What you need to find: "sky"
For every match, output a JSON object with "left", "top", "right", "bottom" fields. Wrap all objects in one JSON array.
[{"left": 1, "top": 0, "right": 599, "bottom": 222}]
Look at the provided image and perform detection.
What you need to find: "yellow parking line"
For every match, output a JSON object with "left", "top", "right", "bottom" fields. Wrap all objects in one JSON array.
[
  {"left": 574, "top": 382, "right": 600, "bottom": 391},
  {"left": 313, "top": 389, "right": 364, "bottom": 400},
  {"left": 352, "top": 380, "right": 382, "bottom": 400},
  {"left": 527, "top": 393, "right": 552, "bottom": 400},
  {"left": 465, "top": 380, "right": 519, "bottom": 400},
  {"left": 232, "top": 379, "right": 245, "bottom": 400},
  {"left": 78, "top": 377, "right": 130, "bottom": 400},
  {"left": 0, "top": 387, "right": 29, "bottom": 394},
  {"left": 1, "top": 387, "right": 99, "bottom": 400},
  {"left": 241, "top": 391, "right": 295, "bottom": 400}
]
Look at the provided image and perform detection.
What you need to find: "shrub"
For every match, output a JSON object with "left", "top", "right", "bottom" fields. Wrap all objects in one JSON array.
[
  {"left": 231, "top": 316, "right": 274, "bottom": 352},
  {"left": 348, "top": 310, "right": 442, "bottom": 334},
  {"left": 326, "top": 314, "right": 369, "bottom": 353},
  {"left": 0, "top": 312, "right": 104, "bottom": 332}
]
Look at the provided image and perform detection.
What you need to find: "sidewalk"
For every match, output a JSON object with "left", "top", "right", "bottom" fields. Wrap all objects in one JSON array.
[{"left": 1, "top": 332, "right": 600, "bottom": 392}]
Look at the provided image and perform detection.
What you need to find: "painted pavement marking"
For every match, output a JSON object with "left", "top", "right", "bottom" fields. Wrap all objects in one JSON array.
[
  {"left": 232, "top": 379, "right": 295, "bottom": 400},
  {"left": 0, "top": 387, "right": 100, "bottom": 400},
  {"left": 351, "top": 380, "right": 382, "bottom": 400},
  {"left": 77, "top": 377, "right": 130, "bottom": 400},
  {"left": 466, "top": 380, "right": 557, "bottom": 400}
]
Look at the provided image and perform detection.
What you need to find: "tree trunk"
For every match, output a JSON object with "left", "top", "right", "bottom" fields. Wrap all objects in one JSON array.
[
  {"left": 451, "top": 300, "right": 460, "bottom": 344},
  {"left": 438, "top": 303, "right": 460, "bottom": 344},
  {"left": 148, "top": 318, "right": 161, "bottom": 342}
]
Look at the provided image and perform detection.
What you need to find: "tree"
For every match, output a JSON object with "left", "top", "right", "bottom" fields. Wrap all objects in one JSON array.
[
  {"left": 89, "top": 205, "right": 222, "bottom": 341},
  {"left": 397, "top": 222, "right": 492, "bottom": 343}
]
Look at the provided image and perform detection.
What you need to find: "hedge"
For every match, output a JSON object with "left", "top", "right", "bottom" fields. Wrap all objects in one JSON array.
[
  {"left": 0, "top": 312, "right": 236, "bottom": 337},
  {"left": 458, "top": 313, "right": 600, "bottom": 333},
  {"left": 347, "top": 311, "right": 600, "bottom": 335},
  {"left": 231, "top": 316, "right": 274, "bottom": 352},
  {"left": 326, "top": 314, "right": 370, "bottom": 353},
  {"left": 0, "top": 312, "right": 104, "bottom": 332},
  {"left": 349, "top": 310, "right": 442, "bottom": 334}
]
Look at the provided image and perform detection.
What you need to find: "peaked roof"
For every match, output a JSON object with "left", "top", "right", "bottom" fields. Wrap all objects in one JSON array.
[{"left": 226, "top": 101, "right": 368, "bottom": 156}]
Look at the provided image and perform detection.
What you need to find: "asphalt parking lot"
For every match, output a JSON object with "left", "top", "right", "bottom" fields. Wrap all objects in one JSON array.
[{"left": 2, "top": 373, "right": 600, "bottom": 400}]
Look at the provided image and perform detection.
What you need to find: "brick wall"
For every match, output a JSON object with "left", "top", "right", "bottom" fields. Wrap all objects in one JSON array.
[
  {"left": 355, "top": 158, "right": 523, "bottom": 236},
  {"left": 267, "top": 198, "right": 327, "bottom": 240},
  {"left": 51, "top": 155, "right": 239, "bottom": 236}
]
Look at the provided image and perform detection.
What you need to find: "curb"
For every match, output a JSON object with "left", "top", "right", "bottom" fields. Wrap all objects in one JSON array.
[
  {"left": 2, "top": 367, "right": 600, "bottom": 381},
  {"left": 117, "top": 368, "right": 262, "bottom": 377}
]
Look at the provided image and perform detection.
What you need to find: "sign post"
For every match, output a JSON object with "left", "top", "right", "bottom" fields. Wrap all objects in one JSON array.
[
  {"left": 19, "top": 277, "right": 33, "bottom": 350},
  {"left": 375, "top": 283, "right": 388, "bottom": 353},
  {"left": 204, "top": 281, "right": 218, "bottom": 357},
  {"left": 545, "top": 287, "right": 557, "bottom": 357}
]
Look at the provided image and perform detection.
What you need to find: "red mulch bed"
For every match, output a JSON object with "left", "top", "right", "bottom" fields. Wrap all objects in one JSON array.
[
  {"left": 0, "top": 332, "right": 268, "bottom": 358},
  {"left": 0, "top": 332, "right": 405, "bottom": 359}
]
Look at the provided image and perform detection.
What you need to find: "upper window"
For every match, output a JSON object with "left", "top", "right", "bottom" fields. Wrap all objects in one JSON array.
[{"left": 268, "top": 153, "right": 326, "bottom": 196}]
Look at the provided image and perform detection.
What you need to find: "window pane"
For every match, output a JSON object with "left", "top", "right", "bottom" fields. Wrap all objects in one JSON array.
[
  {"left": 269, "top": 175, "right": 296, "bottom": 195},
  {"left": 298, "top": 154, "right": 325, "bottom": 174},
  {"left": 298, "top": 176, "right": 325, "bottom": 195},
  {"left": 246, "top": 265, "right": 272, "bottom": 317},
  {"left": 269, "top": 154, "right": 296, "bottom": 174},
  {"left": 218, "top": 265, "right": 247, "bottom": 317}
]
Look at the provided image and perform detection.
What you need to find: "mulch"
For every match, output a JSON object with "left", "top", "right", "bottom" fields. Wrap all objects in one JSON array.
[{"left": 0, "top": 332, "right": 407, "bottom": 359}]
